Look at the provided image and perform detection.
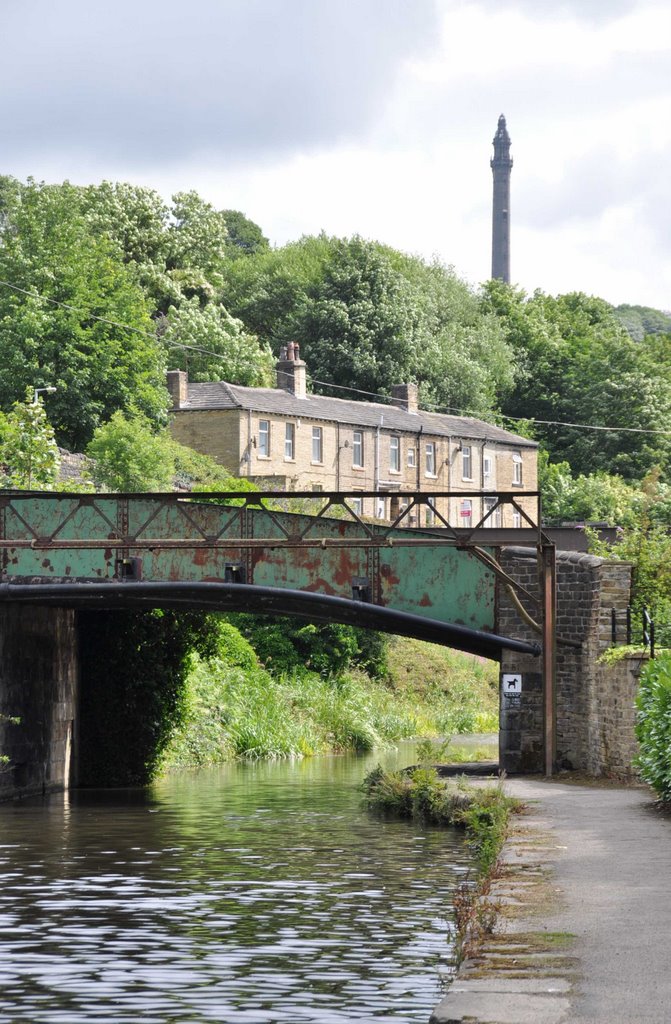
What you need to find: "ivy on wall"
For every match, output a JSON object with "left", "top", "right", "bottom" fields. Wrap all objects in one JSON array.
[{"left": 77, "top": 609, "right": 220, "bottom": 786}]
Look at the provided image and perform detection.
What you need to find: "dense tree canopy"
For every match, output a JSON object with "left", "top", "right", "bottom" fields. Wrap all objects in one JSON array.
[
  {"left": 0, "top": 177, "right": 273, "bottom": 447},
  {"left": 483, "top": 282, "right": 671, "bottom": 480},
  {"left": 0, "top": 179, "right": 168, "bottom": 449},
  {"left": 221, "top": 233, "right": 515, "bottom": 417}
]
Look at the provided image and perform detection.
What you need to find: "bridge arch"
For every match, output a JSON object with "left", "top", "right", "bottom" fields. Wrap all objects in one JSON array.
[{"left": 0, "top": 581, "right": 540, "bottom": 661}]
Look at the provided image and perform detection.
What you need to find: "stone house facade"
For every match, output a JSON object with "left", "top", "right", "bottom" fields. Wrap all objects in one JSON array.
[{"left": 167, "top": 345, "right": 538, "bottom": 526}]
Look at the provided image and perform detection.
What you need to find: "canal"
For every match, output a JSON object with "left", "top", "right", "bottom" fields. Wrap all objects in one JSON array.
[{"left": 0, "top": 739, "right": 486, "bottom": 1023}]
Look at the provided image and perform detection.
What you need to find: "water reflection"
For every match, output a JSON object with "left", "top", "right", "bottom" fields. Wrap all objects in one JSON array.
[{"left": 0, "top": 740, "right": 479, "bottom": 1023}]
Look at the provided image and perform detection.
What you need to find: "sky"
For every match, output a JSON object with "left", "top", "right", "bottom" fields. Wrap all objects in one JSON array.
[{"left": 1, "top": 0, "right": 670, "bottom": 310}]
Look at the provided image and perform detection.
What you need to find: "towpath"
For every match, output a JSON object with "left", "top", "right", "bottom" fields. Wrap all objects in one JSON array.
[{"left": 431, "top": 777, "right": 671, "bottom": 1024}]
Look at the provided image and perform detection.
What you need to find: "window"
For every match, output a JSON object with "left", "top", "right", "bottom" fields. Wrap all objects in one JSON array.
[
  {"left": 461, "top": 445, "right": 472, "bottom": 480},
  {"left": 258, "top": 419, "right": 270, "bottom": 458},
  {"left": 460, "top": 499, "right": 473, "bottom": 521},
  {"left": 351, "top": 494, "right": 363, "bottom": 516},
  {"left": 425, "top": 442, "right": 436, "bottom": 476},
  {"left": 389, "top": 435, "right": 400, "bottom": 472},
  {"left": 483, "top": 496, "right": 501, "bottom": 528},
  {"left": 483, "top": 455, "right": 493, "bottom": 482},
  {"left": 376, "top": 497, "right": 386, "bottom": 519},
  {"left": 425, "top": 496, "right": 436, "bottom": 527},
  {"left": 352, "top": 431, "right": 364, "bottom": 468},
  {"left": 407, "top": 447, "right": 416, "bottom": 468},
  {"left": 284, "top": 422, "right": 295, "bottom": 460},
  {"left": 512, "top": 451, "right": 523, "bottom": 486},
  {"left": 312, "top": 426, "right": 323, "bottom": 463},
  {"left": 312, "top": 483, "right": 323, "bottom": 492},
  {"left": 512, "top": 510, "right": 522, "bottom": 529}
]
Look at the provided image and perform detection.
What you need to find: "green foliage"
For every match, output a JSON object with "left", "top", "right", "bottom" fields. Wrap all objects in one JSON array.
[
  {"left": 87, "top": 411, "right": 176, "bottom": 491},
  {"left": 229, "top": 614, "right": 389, "bottom": 679},
  {"left": 635, "top": 654, "right": 671, "bottom": 801},
  {"left": 484, "top": 282, "right": 671, "bottom": 479},
  {"left": 416, "top": 736, "right": 452, "bottom": 765},
  {"left": 86, "top": 410, "right": 252, "bottom": 491},
  {"left": 383, "top": 637, "right": 499, "bottom": 733},
  {"left": 538, "top": 449, "right": 641, "bottom": 527},
  {"left": 221, "top": 234, "right": 515, "bottom": 417},
  {"left": 160, "top": 296, "right": 273, "bottom": 385},
  {"left": 222, "top": 209, "right": 269, "bottom": 257},
  {"left": 589, "top": 472, "right": 671, "bottom": 620},
  {"left": 0, "top": 389, "right": 60, "bottom": 488},
  {"left": 362, "top": 767, "right": 519, "bottom": 874},
  {"left": 77, "top": 609, "right": 221, "bottom": 786},
  {"left": 597, "top": 644, "right": 647, "bottom": 666},
  {"left": 614, "top": 303, "right": 671, "bottom": 342},
  {"left": 160, "top": 657, "right": 419, "bottom": 771},
  {"left": 0, "top": 178, "right": 168, "bottom": 449}
]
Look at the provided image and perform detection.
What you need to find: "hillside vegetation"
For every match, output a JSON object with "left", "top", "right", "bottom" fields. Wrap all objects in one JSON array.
[{"left": 2, "top": 174, "right": 671, "bottom": 774}]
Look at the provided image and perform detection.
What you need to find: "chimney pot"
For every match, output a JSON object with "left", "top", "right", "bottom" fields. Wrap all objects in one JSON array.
[{"left": 275, "top": 345, "right": 307, "bottom": 398}]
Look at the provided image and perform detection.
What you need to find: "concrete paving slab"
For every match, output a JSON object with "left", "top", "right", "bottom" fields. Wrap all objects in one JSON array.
[
  {"left": 430, "top": 990, "right": 570, "bottom": 1023},
  {"left": 431, "top": 776, "right": 671, "bottom": 1024}
]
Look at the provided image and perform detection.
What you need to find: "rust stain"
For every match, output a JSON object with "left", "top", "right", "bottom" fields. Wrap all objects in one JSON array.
[
  {"left": 418, "top": 593, "right": 433, "bottom": 607},
  {"left": 304, "top": 578, "right": 337, "bottom": 596},
  {"left": 380, "top": 564, "right": 400, "bottom": 586},
  {"left": 41, "top": 558, "right": 51, "bottom": 569}
]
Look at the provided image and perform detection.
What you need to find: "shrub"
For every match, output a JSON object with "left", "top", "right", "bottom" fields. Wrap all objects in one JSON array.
[{"left": 635, "top": 653, "right": 671, "bottom": 801}]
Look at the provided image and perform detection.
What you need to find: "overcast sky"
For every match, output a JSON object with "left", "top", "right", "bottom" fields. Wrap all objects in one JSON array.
[{"left": 2, "top": 0, "right": 670, "bottom": 309}]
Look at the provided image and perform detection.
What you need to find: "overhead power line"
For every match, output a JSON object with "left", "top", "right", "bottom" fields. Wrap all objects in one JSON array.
[{"left": 1, "top": 277, "right": 671, "bottom": 436}]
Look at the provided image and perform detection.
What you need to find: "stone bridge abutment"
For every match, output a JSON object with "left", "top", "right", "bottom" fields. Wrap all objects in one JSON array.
[{"left": 499, "top": 548, "right": 636, "bottom": 775}]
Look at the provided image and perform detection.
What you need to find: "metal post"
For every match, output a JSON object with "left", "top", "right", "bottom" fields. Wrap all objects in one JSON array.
[{"left": 540, "top": 542, "right": 557, "bottom": 777}]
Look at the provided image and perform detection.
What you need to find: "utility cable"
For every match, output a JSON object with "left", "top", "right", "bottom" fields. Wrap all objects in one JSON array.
[{"left": 1, "top": 277, "right": 670, "bottom": 435}]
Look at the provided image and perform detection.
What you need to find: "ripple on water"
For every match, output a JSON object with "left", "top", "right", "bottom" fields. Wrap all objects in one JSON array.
[{"left": 0, "top": 740, "right": 476, "bottom": 1023}]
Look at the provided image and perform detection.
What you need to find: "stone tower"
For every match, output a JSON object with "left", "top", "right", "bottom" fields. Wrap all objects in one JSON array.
[{"left": 491, "top": 114, "right": 513, "bottom": 283}]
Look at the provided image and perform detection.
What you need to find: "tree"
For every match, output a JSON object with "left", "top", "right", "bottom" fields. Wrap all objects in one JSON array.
[
  {"left": 614, "top": 303, "right": 671, "bottom": 342},
  {"left": 87, "top": 410, "right": 257, "bottom": 492},
  {"left": 483, "top": 282, "right": 671, "bottom": 479},
  {"left": 0, "top": 389, "right": 60, "bottom": 489},
  {"left": 160, "top": 297, "right": 274, "bottom": 385},
  {"left": 221, "top": 234, "right": 515, "bottom": 416},
  {"left": 222, "top": 209, "right": 269, "bottom": 257},
  {"left": 0, "top": 179, "right": 169, "bottom": 450}
]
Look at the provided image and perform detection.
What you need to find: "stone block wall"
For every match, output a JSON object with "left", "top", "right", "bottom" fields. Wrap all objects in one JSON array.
[
  {"left": 498, "top": 548, "right": 633, "bottom": 775},
  {"left": 0, "top": 605, "right": 78, "bottom": 800},
  {"left": 587, "top": 655, "right": 644, "bottom": 779}
]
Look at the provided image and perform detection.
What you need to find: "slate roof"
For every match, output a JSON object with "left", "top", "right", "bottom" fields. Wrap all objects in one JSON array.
[{"left": 178, "top": 381, "right": 536, "bottom": 448}]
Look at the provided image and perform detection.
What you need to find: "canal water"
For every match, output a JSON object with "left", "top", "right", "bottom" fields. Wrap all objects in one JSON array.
[{"left": 0, "top": 740, "right": 483, "bottom": 1024}]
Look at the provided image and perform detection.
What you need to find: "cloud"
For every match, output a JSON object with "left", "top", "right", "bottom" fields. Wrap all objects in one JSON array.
[
  {"left": 469, "top": 0, "right": 641, "bottom": 23},
  {"left": 0, "top": 0, "right": 438, "bottom": 168}
]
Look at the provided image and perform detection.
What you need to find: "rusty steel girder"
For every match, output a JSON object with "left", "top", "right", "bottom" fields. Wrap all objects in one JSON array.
[{"left": 0, "top": 490, "right": 547, "bottom": 644}]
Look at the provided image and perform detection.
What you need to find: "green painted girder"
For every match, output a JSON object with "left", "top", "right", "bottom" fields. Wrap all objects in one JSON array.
[{"left": 0, "top": 492, "right": 503, "bottom": 632}]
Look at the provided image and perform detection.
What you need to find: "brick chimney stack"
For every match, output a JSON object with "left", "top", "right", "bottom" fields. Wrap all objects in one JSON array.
[
  {"left": 391, "top": 383, "right": 419, "bottom": 413},
  {"left": 275, "top": 341, "right": 307, "bottom": 399},
  {"left": 166, "top": 369, "right": 188, "bottom": 409}
]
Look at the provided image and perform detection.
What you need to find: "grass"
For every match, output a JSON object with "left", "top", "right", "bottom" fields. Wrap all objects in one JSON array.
[
  {"left": 159, "top": 635, "right": 500, "bottom": 773},
  {"left": 383, "top": 637, "right": 499, "bottom": 733},
  {"left": 362, "top": 763, "right": 523, "bottom": 963}
]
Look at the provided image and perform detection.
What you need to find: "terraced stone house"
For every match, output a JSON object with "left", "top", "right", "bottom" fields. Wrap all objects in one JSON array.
[{"left": 167, "top": 345, "right": 538, "bottom": 527}]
